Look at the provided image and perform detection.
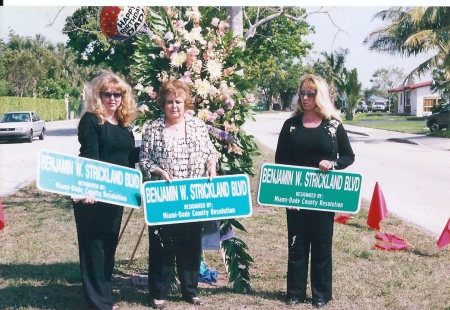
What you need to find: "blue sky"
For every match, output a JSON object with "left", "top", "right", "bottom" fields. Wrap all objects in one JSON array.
[{"left": 0, "top": 5, "right": 435, "bottom": 89}]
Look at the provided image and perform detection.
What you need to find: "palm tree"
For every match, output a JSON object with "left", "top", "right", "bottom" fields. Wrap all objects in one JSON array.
[
  {"left": 342, "top": 68, "right": 362, "bottom": 120},
  {"left": 365, "top": 6, "right": 450, "bottom": 127},
  {"left": 313, "top": 48, "right": 348, "bottom": 103},
  {"left": 364, "top": 6, "right": 450, "bottom": 82}
]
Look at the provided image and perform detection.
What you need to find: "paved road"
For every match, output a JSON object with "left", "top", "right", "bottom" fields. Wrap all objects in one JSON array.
[
  {"left": 0, "top": 119, "right": 80, "bottom": 197},
  {"left": 1, "top": 114, "right": 449, "bottom": 237},
  {"left": 242, "top": 112, "right": 450, "bottom": 237}
]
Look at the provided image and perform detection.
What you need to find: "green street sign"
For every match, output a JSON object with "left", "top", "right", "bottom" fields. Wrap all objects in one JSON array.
[
  {"left": 257, "top": 163, "right": 362, "bottom": 213},
  {"left": 37, "top": 150, "right": 142, "bottom": 208},
  {"left": 143, "top": 174, "right": 252, "bottom": 225}
]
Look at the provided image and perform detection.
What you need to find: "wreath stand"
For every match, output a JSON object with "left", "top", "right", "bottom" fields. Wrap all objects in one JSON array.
[
  {"left": 117, "top": 209, "right": 222, "bottom": 268},
  {"left": 117, "top": 208, "right": 147, "bottom": 268}
]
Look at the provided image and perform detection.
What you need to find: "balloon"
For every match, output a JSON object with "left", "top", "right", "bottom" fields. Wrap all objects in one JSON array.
[{"left": 99, "top": 6, "right": 146, "bottom": 41}]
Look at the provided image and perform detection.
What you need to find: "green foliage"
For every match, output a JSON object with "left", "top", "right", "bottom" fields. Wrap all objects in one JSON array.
[
  {"left": 0, "top": 97, "right": 66, "bottom": 120},
  {"left": 36, "top": 79, "right": 71, "bottom": 99},
  {"left": 313, "top": 48, "right": 349, "bottom": 101},
  {"left": 0, "top": 79, "right": 12, "bottom": 96},
  {"left": 365, "top": 7, "right": 450, "bottom": 83},
  {"left": 0, "top": 31, "right": 97, "bottom": 100},
  {"left": 220, "top": 237, "right": 253, "bottom": 293},
  {"left": 243, "top": 7, "right": 313, "bottom": 106},
  {"left": 343, "top": 69, "right": 362, "bottom": 121}
]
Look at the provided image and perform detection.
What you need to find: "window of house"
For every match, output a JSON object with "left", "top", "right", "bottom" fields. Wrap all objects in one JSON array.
[
  {"left": 423, "top": 97, "right": 441, "bottom": 112},
  {"left": 405, "top": 91, "right": 411, "bottom": 106}
]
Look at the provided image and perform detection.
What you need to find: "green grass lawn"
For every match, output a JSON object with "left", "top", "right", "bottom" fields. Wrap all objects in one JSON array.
[
  {"left": 341, "top": 112, "right": 450, "bottom": 136},
  {"left": 1, "top": 141, "right": 450, "bottom": 309}
]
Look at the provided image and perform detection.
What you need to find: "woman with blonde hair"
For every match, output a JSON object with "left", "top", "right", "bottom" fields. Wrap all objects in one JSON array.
[
  {"left": 73, "top": 71, "right": 137, "bottom": 310},
  {"left": 275, "top": 74, "right": 355, "bottom": 308}
]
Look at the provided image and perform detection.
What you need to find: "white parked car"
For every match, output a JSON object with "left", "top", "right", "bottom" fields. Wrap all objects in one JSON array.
[
  {"left": 0, "top": 111, "right": 46, "bottom": 142},
  {"left": 355, "top": 101, "right": 368, "bottom": 113},
  {"left": 372, "top": 101, "right": 388, "bottom": 112}
]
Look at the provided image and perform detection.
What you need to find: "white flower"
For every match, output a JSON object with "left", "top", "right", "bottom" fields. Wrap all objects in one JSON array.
[
  {"left": 195, "top": 79, "right": 211, "bottom": 97},
  {"left": 198, "top": 108, "right": 209, "bottom": 120},
  {"left": 206, "top": 59, "right": 223, "bottom": 80},
  {"left": 185, "top": 8, "right": 201, "bottom": 22},
  {"left": 138, "top": 104, "right": 149, "bottom": 113},
  {"left": 135, "top": 83, "right": 144, "bottom": 91},
  {"left": 170, "top": 52, "right": 187, "bottom": 67},
  {"left": 184, "top": 26, "right": 203, "bottom": 44}
]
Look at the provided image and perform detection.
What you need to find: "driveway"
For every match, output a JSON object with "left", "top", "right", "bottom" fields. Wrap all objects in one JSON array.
[{"left": 242, "top": 112, "right": 450, "bottom": 236}]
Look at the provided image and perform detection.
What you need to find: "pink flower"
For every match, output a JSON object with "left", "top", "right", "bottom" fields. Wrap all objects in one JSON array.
[
  {"left": 187, "top": 45, "right": 200, "bottom": 56},
  {"left": 138, "top": 104, "right": 149, "bottom": 113},
  {"left": 186, "top": 109, "right": 195, "bottom": 116},
  {"left": 216, "top": 108, "right": 225, "bottom": 115},
  {"left": 244, "top": 93, "right": 256, "bottom": 106},
  {"left": 175, "top": 20, "right": 187, "bottom": 29},
  {"left": 179, "top": 71, "right": 193, "bottom": 85},
  {"left": 225, "top": 97, "right": 234, "bottom": 109},
  {"left": 227, "top": 143, "right": 243, "bottom": 155},
  {"left": 209, "top": 86, "right": 218, "bottom": 96},
  {"left": 223, "top": 65, "right": 237, "bottom": 76},
  {"left": 217, "top": 20, "right": 230, "bottom": 36},
  {"left": 144, "top": 86, "right": 157, "bottom": 99},
  {"left": 211, "top": 17, "right": 220, "bottom": 27},
  {"left": 168, "top": 42, "right": 180, "bottom": 53},
  {"left": 208, "top": 112, "right": 219, "bottom": 122},
  {"left": 164, "top": 32, "right": 174, "bottom": 41},
  {"left": 165, "top": 7, "right": 175, "bottom": 18}
]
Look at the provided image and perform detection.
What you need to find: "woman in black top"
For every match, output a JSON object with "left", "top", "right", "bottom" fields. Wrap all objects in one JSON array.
[
  {"left": 275, "top": 74, "right": 355, "bottom": 308},
  {"left": 73, "top": 71, "right": 137, "bottom": 310}
]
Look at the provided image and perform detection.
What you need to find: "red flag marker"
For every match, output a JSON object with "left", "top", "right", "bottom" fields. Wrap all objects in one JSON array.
[
  {"left": 334, "top": 213, "right": 351, "bottom": 224},
  {"left": 0, "top": 197, "right": 5, "bottom": 230},
  {"left": 375, "top": 232, "right": 410, "bottom": 251},
  {"left": 437, "top": 218, "right": 450, "bottom": 249},
  {"left": 367, "top": 182, "right": 387, "bottom": 230}
]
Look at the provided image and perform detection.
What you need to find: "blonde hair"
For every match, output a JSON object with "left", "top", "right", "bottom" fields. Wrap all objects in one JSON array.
[
  {"left": 156, "top": 80, "right": 193, "bottom": 110},
  {"left": 84, "top": 71, "right": 137, "bottom": 127},
  {"left": 293, "top": 74, "right": 341, "bottom": 122}
]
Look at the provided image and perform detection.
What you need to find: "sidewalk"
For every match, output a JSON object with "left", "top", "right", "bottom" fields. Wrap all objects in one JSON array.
[{"left": 344, "top": 124, "right": 450, "bottom": 151}]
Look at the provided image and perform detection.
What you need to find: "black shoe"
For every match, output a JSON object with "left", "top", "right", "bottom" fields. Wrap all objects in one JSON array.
[
  {"left": 287, "top": 297, "right": 305, "bottom": 306},
  {"left": 186, "top": 297, "right": 204, "bottom": 306},
  {"left": 312, "top": 299, "right": 327, "bottom": 308},
  {"left": 152, "top": 299, "right": 167, "bottom": 309}
]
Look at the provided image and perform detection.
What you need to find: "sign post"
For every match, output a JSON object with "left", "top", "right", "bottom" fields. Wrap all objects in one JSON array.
[
  {"left": 37, "top": 150, "right": 142, "bottom": 209},
  {"left": 258, "top": 163, "right": 362, "bottom": 213},
  {"left": 143, "top": 174, "right": 252, "bottom": 225}
]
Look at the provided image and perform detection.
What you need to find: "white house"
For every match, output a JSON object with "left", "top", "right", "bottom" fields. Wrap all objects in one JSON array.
[{"left": 388, "top": 81, "right": 441, "bottom": 116}]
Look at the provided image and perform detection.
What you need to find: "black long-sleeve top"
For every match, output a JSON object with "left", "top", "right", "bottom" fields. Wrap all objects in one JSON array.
[
  {"left": 77, "top": 112, "right": 137, "bottom": 168},
  {"left": 275, "top": 115, "right": 355, "bottom": 170}
]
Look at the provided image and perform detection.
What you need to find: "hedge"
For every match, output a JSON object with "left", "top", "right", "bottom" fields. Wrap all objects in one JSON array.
[{"left": 0, "top": 97, "right": 67, "bottom": 121}]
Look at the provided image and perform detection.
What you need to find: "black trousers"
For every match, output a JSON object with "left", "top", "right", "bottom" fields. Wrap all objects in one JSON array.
[
  {"left": 286, "top": 209, "right": 334, "bottom": 303},
  {"left": 148, "top": 222, "right": 203, "bottom": 300},
  {"left": 73, "top": 201, "right": 123, "bottom": 310}
]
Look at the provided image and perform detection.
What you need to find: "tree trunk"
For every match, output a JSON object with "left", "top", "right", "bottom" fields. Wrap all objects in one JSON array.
[{"left": 226, "top": 7, "right": 243, "bottom": 38}]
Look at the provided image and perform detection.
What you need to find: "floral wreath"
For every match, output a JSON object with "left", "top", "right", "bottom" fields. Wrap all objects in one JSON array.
[{"left": 130, "top": 6, "right": 257, "bottom": 293}]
